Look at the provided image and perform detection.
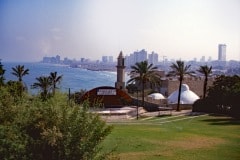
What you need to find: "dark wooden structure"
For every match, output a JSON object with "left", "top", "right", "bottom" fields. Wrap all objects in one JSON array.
[{"left": 80, "top": 86, "right": 132, "bottom": 108}]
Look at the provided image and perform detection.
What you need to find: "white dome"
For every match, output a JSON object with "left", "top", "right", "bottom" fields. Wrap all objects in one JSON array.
[
  {"left": 148, "top": 93, "right": 165, "bottom": 100},
  {"left": 181, "top": 84, "right": 189, "bottom": 91},
  {"left": 167, "top": 84, "right": 200, "bottom": 104}
]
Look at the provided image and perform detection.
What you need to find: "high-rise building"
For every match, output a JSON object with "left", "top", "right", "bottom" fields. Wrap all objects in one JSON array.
[
  {"left": 125, "top": 49, "right": 147, "bottom": 66},
  {"left": 56, "top": 55, "right": 61, "bottom": 63},
  {"left": 102, "top": 56, "right": 108, "bottom": 63},
  {"left": 108, "top": 56, "right": 113, "bottom": 63},
  {"left": 218, "top": 44, "right": 226, "bottom": 61},
  {"left": 148, "top": 51, "right": 158, "bottom": 65},
  {"left": 134, "top": 49, "right": 147, "bottom": 63},
  {"left": 200, "top": 56, "right": 205, "bottom": 62}
]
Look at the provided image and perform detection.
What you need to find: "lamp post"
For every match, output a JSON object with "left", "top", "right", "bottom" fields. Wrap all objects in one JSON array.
[{"left": 136, "top": 89, "right": 139, "bottom": 120}]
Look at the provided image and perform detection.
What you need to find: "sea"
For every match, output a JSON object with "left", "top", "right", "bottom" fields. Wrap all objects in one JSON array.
[{"left": 2, "top": 62, "right": 126, "bottom": 94}]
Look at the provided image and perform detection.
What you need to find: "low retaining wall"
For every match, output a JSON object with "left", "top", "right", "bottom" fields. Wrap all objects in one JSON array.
[{"left": 168, "top": 104, "right": 193, "bottom": 110}]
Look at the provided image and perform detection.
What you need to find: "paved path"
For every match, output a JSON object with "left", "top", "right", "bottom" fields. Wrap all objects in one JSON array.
[
  {"left": 102, "top": 109, "right": 207, "bottom": 124},
  {"left": 106, "top": 111, "right": 207, "bottom": 125}
]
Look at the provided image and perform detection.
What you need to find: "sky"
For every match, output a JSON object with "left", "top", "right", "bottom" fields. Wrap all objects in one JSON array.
[{"left": 0, "top": 0, "right": 240, "bottom": 62}]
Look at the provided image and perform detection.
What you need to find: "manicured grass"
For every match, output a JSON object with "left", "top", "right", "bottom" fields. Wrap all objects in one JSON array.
[{"left": 102, "top": 114, "right": 240, "bottom": 160}]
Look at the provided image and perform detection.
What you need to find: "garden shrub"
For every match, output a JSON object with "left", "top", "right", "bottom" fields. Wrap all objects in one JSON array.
[{"left": 0, "top": 92, "right": 112, "bottom": 160}]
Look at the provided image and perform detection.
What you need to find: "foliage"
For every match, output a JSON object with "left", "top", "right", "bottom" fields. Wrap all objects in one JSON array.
[
  {"left": 197, "top": 65, "right": 212, "bottom": 98},
  {"left": 11, "top": 65, "right": 29, "bottom": 96},
  {"left": 168, "top": 60, "right": 194, "bottom": 111},
  {"left": 208, "top": 75, "right": 240, "bottom": 117},
  {"left": 0, "top": 90, "right": 112, "bottom": 160},
  {"left": 127, "top": 61, "right": 161, "bottom": 107},
  {"left": 6, "top": 80, "right": 27, "bottom": 101},
  {"left": 11, "top": 65, "right": 29, "bottom": 82},
  {"left": 126, "top": 83, "right": 138, "bottom": 94},
  {"left": 70, "top": 89, "right": 87, "bottom": 104},
  {"left": 32, "top": 76, "right": 52, "bottom": 100},
  {"left": 192, "top": 98, "right": 217, "bottom": 113},
  {"left": 49, "top": 71, "right": 63, "bottom": 95},
  {"left": 0, "top": 60, "right": 6, "bottom": 86},
  {"left": 193, "top": 75, "right": 240, "bottom": 117},
  {"left": 32, "top": 72, "right": 63, "bottom": 100}
]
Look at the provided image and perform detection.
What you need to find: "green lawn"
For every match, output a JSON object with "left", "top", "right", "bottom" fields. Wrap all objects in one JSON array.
[{"left": 102, "top": 114, "right": 240, "bottom": 160}]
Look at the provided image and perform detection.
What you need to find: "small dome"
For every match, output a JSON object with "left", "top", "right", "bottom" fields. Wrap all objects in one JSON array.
[
  {"left": 148, "top": 93, "right": 165, "bottom": 100},
  {"left": 167, "top": 84, "right": 199, "bottom": 104}
]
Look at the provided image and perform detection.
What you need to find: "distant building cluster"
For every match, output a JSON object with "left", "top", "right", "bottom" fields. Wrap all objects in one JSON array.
[
  {"left": 42, "top": 44, "right": 228, "bottom": 66},
  {"left": 42, "top": 55, "right": 61, "bottom": 64},
  {"left": 42, "top": 55, "right": 91, "bottom": 65},
  {"left": 102, "top": 56, "right": 114, "bottom": 63},
  {"left": 125, "top": 49, "right": 159, "bottom": 67},
  {"left": 40, "top": 43, "right": 240, "bottom": 75}
]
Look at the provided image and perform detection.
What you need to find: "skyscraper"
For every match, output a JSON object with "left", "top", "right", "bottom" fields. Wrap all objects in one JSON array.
[
  {"left": 218, "top": 44, "right": 226, "bottom": 61},
  {"left": 148, "top": 51, "right": 158, "bottom": 65}
]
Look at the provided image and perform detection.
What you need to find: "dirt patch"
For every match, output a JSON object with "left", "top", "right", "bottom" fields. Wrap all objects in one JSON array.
[
  {"left": 115, "top": 150, "right": 174, "bottom": 160},
  {"left": 167, "top": 135, "right": 226, "bottom": 150}
]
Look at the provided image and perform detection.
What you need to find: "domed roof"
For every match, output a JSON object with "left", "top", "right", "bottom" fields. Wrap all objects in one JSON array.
[
  {"left": 148, "top": 93, "right": 166, "bottom": 100},
  {"left": 167, "top": 84, "right": 199, "bottom": 104}
]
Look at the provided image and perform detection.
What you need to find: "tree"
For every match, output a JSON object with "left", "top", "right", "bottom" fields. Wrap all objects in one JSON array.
[
  {"left": 168, "top": 60, "right": 194, "bottom": 111},
  {"left": 0, "top": 60, "right": 5, "bottom": 86},
  {"left": 11, "top": 65, "right": 29, "bottom": 82},
  {"left": 32, "top": 76, "right": 52, "bottom": 100},
  {"left": 207, "top": 75, "right": 240, "bottom": 116},
  {"left": 49, "top": 71, "right": 63, "bottom": 95},
  {"left": 6, "top": 80, "right": 23, "bottom": 102},
  {"left": 11, "top": 65, "right": 29, "bottom": 96},
  {"left": 127, "top": 61, "right": 161, "bottom": 107},
  {"left": 197, "top": 65, "right": 212, "bottom": 98},
  {"left": 0, "top": 92, "right": 112, "bottom": 159}
]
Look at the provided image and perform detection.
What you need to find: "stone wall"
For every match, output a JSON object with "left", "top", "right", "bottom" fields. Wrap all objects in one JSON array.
[
  {"left": 168, "top": 104, "right": 193, "bottom": 110},
  {"left": 160, "top": 77, "right": 215, "bottom": 98}
]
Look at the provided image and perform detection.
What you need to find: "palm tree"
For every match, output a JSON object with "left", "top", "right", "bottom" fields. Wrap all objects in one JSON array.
[
  {"left": 11, "top": 65, "right": 29, "bottom": 82},
  {"left": 0, "top": 60, "right": 5, "bottom": 86},
  {"left": 49, "top": 71, "right": 63, "bottom": 95},
  {"left": 168, "top": 60, "right": 194, "bottom": 111},
  {"left": 32, "top": 76, "right": 52, "bottom": 100},
  {"left": 127, "top": 61, "right": 161, "bottom": 107},
  {"left": 197, "top": 65, "right": 212, "bottom": 98},
  {"left": 11, "top": 65, "right": 29, "bottom": 95}
]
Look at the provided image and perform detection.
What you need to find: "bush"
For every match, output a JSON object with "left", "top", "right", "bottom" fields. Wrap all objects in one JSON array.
[
  {"left": 192, "top": 98, "right": 218, "bottom": 113},
  {"left": 0, "top": 92, "right": 112, "bottom": 160}
]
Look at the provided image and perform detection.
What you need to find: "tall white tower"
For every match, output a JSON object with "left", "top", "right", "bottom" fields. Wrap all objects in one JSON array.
[
  {"left": 115, "top": 51, "right": 126, "bottom": 90},
  {"left": 218, "top": 44, "right": 226, "bottom": 61}
]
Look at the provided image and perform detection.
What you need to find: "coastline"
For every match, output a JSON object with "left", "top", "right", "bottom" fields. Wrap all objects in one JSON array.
[{"left": 3, "top": 62, "right": 119, "bottom": 93}]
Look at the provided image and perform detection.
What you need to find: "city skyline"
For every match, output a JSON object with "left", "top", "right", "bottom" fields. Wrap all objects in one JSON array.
[{"left": 1, "top": 0, "right": 240, "bottom": 62}]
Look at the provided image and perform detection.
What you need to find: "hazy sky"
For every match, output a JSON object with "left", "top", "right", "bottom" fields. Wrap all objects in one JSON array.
[{"left": 1, "top": 0, "right": 240, "bottom": 62}]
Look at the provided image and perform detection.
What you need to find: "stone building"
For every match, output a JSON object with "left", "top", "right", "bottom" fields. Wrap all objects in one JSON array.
[{"left": 160, "top": 76, "right": 215, "bottom": 98}]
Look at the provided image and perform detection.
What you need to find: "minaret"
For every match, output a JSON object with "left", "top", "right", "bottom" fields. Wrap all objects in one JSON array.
[{"left": 115, "top": 51, "right": 126, "bottom": 90}]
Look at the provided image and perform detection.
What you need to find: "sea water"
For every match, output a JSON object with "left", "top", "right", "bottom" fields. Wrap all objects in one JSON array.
[{"left": 2, "top": 62, "right": 122, "bottom": 94}]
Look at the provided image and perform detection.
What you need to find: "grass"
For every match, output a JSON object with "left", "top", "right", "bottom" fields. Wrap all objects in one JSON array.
[{"left": 101, "top": 114, "right": 240, "bottom": 160}]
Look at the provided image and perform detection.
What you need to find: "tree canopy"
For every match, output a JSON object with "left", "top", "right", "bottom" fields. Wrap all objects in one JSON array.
[
  {"left": 168, "top": 60, "right": 194, "bottom": 111},
  {"left": 193, "top": 75, "right": 240, "bottom": 117},
  {"left": 127, "top": 61, "right": 161, "bottom": 107},
  {"left": 197, "top": 65, "right": 212, "bottom": 98}
]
